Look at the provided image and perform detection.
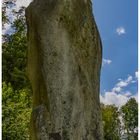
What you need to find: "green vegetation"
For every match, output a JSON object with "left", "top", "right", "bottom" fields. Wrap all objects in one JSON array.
[
  {"left": 121, "top": 98, "right": 138, "bottom": 140},
  {"left": 101, "top": 98, "right": 138, "bottom": 140},
  {"left": 2, "top": 1, "right": 32, "bottom": 139},
  {"left": 2, "top": 83, "right": 31, "bottom": 139},
  {"left": 101, "top": 104, "right": 121, "bottom": 140}
]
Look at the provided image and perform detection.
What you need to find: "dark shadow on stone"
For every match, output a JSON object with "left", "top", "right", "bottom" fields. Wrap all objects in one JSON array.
[{"left": 49, "top": 132, "right": 61, "bottom": 140}]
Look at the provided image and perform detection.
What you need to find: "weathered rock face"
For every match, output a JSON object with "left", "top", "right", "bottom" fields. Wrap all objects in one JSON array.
[{"left": 26, "top": 0, "right": 103, "bottom": 139}]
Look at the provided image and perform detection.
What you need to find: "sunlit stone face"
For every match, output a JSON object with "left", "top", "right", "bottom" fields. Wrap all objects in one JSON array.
[
  {"left": 84, "top": 0, "right": 87, "bottom": 3},
  {"left": 26, "top": 0, "right": 103, "bottom": 139}
]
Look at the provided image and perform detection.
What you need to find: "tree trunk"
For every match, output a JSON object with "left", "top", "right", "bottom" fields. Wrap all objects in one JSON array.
[{"left": 26, "top": 0, "right": 103, "bottom": 139}]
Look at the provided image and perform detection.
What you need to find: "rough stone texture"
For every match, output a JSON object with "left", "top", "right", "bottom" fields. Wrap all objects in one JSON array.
[{"left": 26, "top": 0, "right": 103, "bottom": 140}]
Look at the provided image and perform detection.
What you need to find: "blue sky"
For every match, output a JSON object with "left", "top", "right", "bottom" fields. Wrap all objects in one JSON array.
[
  {"left": 3, "top": 0, "right": 138, "bottom": 106},
  {"left": 93, "top": 0, "right": 138, "bottom": 106}
]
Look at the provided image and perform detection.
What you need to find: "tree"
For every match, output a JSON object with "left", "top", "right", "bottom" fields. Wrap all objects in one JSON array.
[
  {"left": 2, "top": 1, "right": 32, "bottom": 139},
  {"left": 101, "top": 104, "right": 121, "bottom": 140},
  {"left": 2, "top": 0, "right": 28, "bottom": 89},
  {"left": 2, "top": 82, "right": 32, "bottom": 140},
  {"left": 121, "top": 98, "right": 138, "bottom": 140},
  {"left": 2, "top": 26, "right": 28, "bottom": 89}
]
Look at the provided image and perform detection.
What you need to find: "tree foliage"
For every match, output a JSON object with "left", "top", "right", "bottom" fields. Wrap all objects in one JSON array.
[
  {"left": 2, "top": 1, "right": 32, "bottom": 139},
  {"left": 2, "top": 28, "right": 28, "bottom": 89},
  {"left": 121, "top": 98, "right": 138, "bottom": 140},
  {"left": 2, "top": 1, "right": 28, "bottom": 89},
  {"left": 101, "top": 98, "right": 138, "bottom": 140},
  {"left": 101, "top": 104, "right": 121, "bottom": 140},
  {"left": 2, "top": 82, "right": 32, "bottom": 140}
]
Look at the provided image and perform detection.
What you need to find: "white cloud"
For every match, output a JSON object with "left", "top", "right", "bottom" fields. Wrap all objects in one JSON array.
[
  {"left": 118, "top": 75, "right": 132, "bottom": 87},
  {"left": 100, "top": 92, "right": 129, "bottom": 107},
  {"left": 135, "top": 71, "right": 138, "bottom": 78},
  {"left": 116, "top": 81, "right": 128, "bottom": 87},
  {"left": 112, "top": 75, "right": 133, "bottom": 93},
  {"left": 124, "top": 91, "right": 132, "bottom": 97},
  {"left": 112, "top": 86, "right": 121, "bottom": 92},
  {"left": 15, "top": 0, "right": 32, "bottom": 10},
  {"left": 100, "top": 91, "right": 137, "bottom": 107},
  {"left": 100, "top": 74, "right": 138, "bottom": 107},
  {"left": 116, "top": 26, "right": 126, "bottom": 35},
  {"left": 102, "top": 58, "right": 112, "bottom": 66}
]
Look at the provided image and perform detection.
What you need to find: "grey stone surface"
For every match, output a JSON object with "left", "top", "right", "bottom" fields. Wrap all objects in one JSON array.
[{"left": 26, "top": 0, "right": 103, "bottom": 139}]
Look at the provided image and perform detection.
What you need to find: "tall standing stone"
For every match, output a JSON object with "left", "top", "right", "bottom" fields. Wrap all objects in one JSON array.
[{"left": 26, "top": 0, "right": 103, "bottom": 139}]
